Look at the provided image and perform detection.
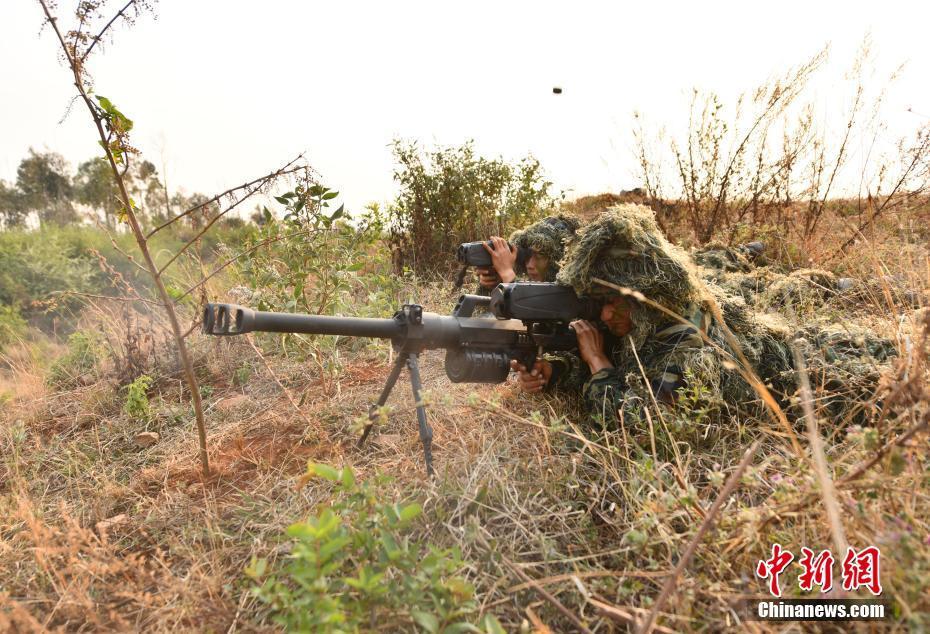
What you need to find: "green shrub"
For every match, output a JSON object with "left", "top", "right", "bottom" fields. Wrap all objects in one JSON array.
[
  {"left": 247, "top": 464, "right": 499, "bottom": 633},
  {"left": 0, "top": 224, "right": 255, "bottom": 335},
  {"left": 0, "top": 305, "right": 27, "bottom": 350},
  {"left": 389, "top": 139, "right": 555, "bottom": 276},
  {"left": 47, "top": 331, "right": 105, "bottom": 388},
  {"left": 123, "top": 374, "right": 153, "bottom": 421},
  {"left": 241, "top": 186, "right": 400, "bottom": 361}
]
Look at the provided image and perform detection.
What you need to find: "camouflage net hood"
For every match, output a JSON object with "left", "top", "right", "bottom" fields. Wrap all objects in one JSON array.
[
  {"left": 509, "top": 214, "right": 581, "bottom": 280},
  {"left": 556, "top": 204, "right": 704, "bottom": 317}
]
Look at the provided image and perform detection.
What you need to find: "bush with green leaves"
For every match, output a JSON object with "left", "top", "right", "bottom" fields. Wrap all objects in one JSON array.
[
  {"left": 47, "top": 331, "right": 105, "bottom": 388},
  {"left": 247, "top": 464, "right": 502, "bottom": 633},
  {"left": 389, "top": 139, "right": 556, "bottom": 276},
  {"left": 240, "top": 185, "right": 400, "bottom": 360},
  {"left": 0, "top": 305, "right": 27, "bottom": 350},
  {"left": 123, "top": 374, "right": 154, "bottom": 422}
]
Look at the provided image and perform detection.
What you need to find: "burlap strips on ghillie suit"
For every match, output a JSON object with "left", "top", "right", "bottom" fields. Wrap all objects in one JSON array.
[
  {"left": 552, "top": 204, "right": 729, "bottom": 428},
  {"left": 550, "top": 203, "right": 899, "bottom": 432},
  {"left": 509, "top": 214, "right": 581, "bottom": 280},
  {"left": 474, "top": 214, "right": 580, "bottom": 299}
]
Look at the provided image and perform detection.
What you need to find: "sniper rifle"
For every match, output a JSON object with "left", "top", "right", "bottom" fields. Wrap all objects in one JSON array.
[{"left": 201, "top": 282, "right": 600, "bottom": 475}]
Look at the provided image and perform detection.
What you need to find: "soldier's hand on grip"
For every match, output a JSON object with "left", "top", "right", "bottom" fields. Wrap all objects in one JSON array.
[{"left": 510, "top": 359, "right": 552, "bottom": 393}]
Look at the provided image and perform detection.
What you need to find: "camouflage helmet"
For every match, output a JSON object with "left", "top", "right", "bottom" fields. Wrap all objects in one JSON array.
[
  {"left": 556, "top": 204, "right": 703, "bottom": 317},
  {"left": 509, "top": 214, "right": 581, "bottom": 278}
]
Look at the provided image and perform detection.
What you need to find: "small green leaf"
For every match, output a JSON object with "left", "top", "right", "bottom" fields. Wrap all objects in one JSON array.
[
  {"left": 244, "top": 556, "right": 267, "bottom": 579},
  {"left": 480, "top": 614, "right": 506, "bottom": 634},
  {"left": 411, "top": 611, "right": 439, "bottom": 633},
  {"left": 286, "top": 522, "right": 315, "bottom": 540},
  {"left": 319, "top": 535, "right": 350, "bottom": 560},
  {"left": 346, "top": 262, "right": 365, "bottom": 272},
  {"left": 308, "top": 463, "right": 340, "bottom": 481},
  {"left": 341, "top": 466, "right": 356, "bottom": 488},
  {"left": 380, "top": 532, "right": 400, "bottom": 558},
  {"left": 322, "top": 191, "right": 339, "bottom": 200},
  {"left": 274, "top": 195, "right": 291, "bottom": 205},
  {"left": 399, "top": 503, "right": 422, "bottom": 523},
  {"left": 96, "top": 95, "right": 116, "bottom": 113},
  {"left": 330, "top": 204, "right": 344, "bottom": 220}
]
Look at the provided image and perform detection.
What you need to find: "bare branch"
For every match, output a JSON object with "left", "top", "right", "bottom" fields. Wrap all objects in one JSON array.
[
  {"left": 46, "top": 290, "right": 165, "bottom": 307},
  {"left": 155, "top": 161, "right": 304, "bottom": 275},
  {"left": 172, "top": 225, "right": 321, "bottom": 304},
  {"left": 80, "top": 0, "right": 135, "bottom": 62},
  {"left": 145, "top": 157, "right": 306, "bottom": 238}
]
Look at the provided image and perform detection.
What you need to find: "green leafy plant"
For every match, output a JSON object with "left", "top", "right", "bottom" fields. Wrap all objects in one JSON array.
[
  {"left": 123, "top": 374, "right": 153, "bottom": 422},
  {"left": 0, "top": 305, "right": 26, "bottom": 350},
  {"left": 388, "top": 139, "right": 555, "bottom": 276},
  {"left": 47, "top": 331, "right": 104, "bottom": 388},
  {"left": 241, "top": 185, "right": 394, "bottom": 362},
  {"left": 247, "top": 464, "right": 499, "bottom": 633}
]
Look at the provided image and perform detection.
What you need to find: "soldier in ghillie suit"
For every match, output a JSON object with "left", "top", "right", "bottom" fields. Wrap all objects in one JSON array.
[
  {"left": 512, "top": 204, "right": 726, "bottom": 427},
  {"left": 513, "top": 203, "right": 901, "bottom": 429},
  {"left": 475, "top": 215, "right": 580, "bottom": 294}
]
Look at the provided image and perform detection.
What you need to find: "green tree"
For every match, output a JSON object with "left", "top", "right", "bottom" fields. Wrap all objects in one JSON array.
[
  {"left": 389, "top": 139, "right": 555, "bottom": 275},
  {"left": 16, "top": 149, "right": 78, "bottom": 226},
  {"left": 0, "top": 180, "right": 27, "bottom": 228},
  {"left": 75, "top": 157, "right": 120, "bottom": 227}
]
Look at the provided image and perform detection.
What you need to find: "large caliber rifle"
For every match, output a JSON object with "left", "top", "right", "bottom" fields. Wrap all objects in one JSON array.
[{"left": 202, "top": 282, "right": 601, "bottom": 475}]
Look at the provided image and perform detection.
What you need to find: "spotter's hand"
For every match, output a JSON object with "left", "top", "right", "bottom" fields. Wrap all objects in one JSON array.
[
  {"left": 475, "top": 266, "right": 502, "bottom": 289},
  {"left": 482, "top": 236, "right": 517, "bottom": 283},
  {"left": 569, "top": 319, "right": 614, "bottom": 373},
  {"left": 510, "top": 359, "right": 552, "bottom": 393}
]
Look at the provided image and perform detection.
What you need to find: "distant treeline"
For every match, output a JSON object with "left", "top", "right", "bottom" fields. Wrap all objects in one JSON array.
[{"left": 0, "top": 148, "right": 234, "bottom": 230}]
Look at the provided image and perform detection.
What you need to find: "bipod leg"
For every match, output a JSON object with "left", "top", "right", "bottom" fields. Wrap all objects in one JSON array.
[
  {"left": 405, "top": 353, "right": 434, "bottom": 476},
  {"left": 358, "top": 351, "right": 408, "bottom": 448}
]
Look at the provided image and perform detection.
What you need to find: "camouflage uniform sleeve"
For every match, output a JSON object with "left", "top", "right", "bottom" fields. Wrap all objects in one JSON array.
[
  {"left": 543, "top": 350, "right": 589, "bottom": 392},
  {"left": 583, "top": 368, "right": 638, "bottom": 426},
  {"left": 582, "top": 314, "right": 717, "bottom": 430}
]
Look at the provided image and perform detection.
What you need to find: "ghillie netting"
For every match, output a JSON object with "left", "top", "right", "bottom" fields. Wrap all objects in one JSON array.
[
  {"left": 509, "top": 214, "right": 580, "bottom": 279},
  {"left": 557, "top": 204, "right": 903, "bottom": 428}
]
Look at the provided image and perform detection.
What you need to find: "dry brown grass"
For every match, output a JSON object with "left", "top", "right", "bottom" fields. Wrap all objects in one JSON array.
[{"left": 1, "top": 207, "right": 928, "bottom": 632}]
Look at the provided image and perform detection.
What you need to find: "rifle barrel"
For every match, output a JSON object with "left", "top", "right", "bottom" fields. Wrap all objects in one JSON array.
[{"left": 203, "top": 303, "right": 403, "bottom": 338}]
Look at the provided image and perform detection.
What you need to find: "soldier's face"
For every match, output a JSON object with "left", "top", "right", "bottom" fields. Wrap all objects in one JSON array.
[
  {"left": 600, "top": 296, "right": 634, "bottom": 337},
  {"left": 526, "top": 252, "right": 549, "bottom": 281}
]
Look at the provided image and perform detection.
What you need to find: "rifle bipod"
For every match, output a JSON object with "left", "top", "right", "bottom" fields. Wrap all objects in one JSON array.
[{"left": 358, "top": 351, "right": 435, "bottom": 476}]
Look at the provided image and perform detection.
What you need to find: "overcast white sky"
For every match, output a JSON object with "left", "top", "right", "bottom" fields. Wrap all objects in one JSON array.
[{"left": 2, "top": 1, "right": 929, "bottom": 213}]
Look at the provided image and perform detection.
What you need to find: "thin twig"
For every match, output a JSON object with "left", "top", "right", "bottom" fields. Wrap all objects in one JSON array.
[
  {"left": 476, "top": 529, "right": 592, "bottom": 634},
  {"left": 145, "top": 158, "right": 305, "bottom": 238},
  {"left": 827, "top": 129, "right": 930, "bottom": 260},
  {"left": 80, "top": 0, "right": 135, "bottom": 62},
  {"left": 839, "top": 410, "right": 929, "bottom": 486},
  {"left": 46, "top": 290, "right": 164, "bottom": 307},
  {"left": 637, "top": 441, "right": 759, "bottom": 634},
  {"left": 589, "top": 599, "right": 676, "bottom": 634},
  {"left": 173, "top": 225, "right": 321, "bottom": 304},
  {"left": 792, "top": 345, "right": 848, "bottom": 556}
]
